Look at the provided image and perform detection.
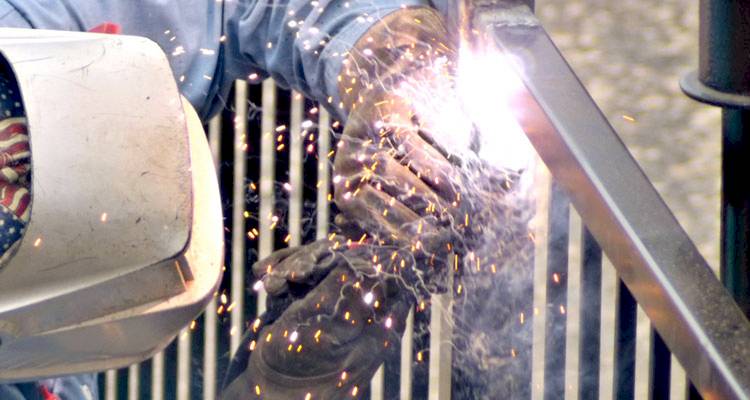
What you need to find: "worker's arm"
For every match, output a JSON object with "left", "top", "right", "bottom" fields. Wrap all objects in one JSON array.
[
  {"left": 0, "top": 0, "right": 446, "bottom": 121},
  {"left": 223, "top": 0, "right": 437, "bottom": 120}
]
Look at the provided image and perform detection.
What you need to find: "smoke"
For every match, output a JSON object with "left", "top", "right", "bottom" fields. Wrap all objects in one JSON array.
[
  {"left": 236, "top": 18, "right": 543, "bottom": 399},
  {"left": 355, "top": 34, "right": 539, "bottom": 398}
]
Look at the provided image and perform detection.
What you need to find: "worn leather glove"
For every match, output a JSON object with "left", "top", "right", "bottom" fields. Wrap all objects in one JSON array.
[
  {"left": 333, "top": 7, "right": 463, "bottom": 258},
  {"left": 222, "top": 8, "right": 462, "bottom": 399},
  {"left": 222, "top": 239, "right": 414, "bottom": 400}
]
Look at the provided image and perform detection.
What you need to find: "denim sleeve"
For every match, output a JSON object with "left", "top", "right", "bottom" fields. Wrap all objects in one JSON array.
[
  {"left": 0, "top": 0, "right": 448, "bottom": 120},
  {"left": 0, "top": 0, "right": 224, "bottom": 119},
  {"left": 223, "top": 0, "right": 434, "bottom": 120}
]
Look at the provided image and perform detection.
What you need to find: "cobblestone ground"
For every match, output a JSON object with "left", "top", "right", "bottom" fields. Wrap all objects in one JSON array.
[
  {"left": 538, "top": 0, "right": 720, "bottom": 267},
  {"left": 534, "top": 1, "right": 720, "bottom": 399}
]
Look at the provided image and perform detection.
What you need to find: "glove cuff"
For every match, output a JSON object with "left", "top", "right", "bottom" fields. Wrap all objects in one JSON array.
[{"left": 338, "top": 7, "right": 454, "bottom": 113}]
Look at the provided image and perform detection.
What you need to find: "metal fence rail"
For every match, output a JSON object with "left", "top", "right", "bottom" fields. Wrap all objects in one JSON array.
[
  {"left": 93, "top": 79, "right": 707, "bottom": 400},
  {"left": 98, "top": 12, "right": 750, "bottom": 395}
]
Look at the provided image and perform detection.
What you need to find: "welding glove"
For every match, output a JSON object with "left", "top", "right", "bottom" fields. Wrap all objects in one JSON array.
[
  {"left": 333, "top": 7, "right": 463, "bottom": 259},
  {"left": 222, "top": 239, "right": 413, "bottom": 400}
]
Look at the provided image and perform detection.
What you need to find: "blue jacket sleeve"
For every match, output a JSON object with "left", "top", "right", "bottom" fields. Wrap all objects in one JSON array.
[
  {"left": 0, "top": 0, "right": 446, "bottom": 120},
  {"left": 0, "top": 0, "right": 224, "bottom": 119},
  {"left": 223, "top": 0, "right": 432, "bottom": 120}
]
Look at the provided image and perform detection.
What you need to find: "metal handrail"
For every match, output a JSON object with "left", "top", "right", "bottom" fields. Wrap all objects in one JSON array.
[{"left": 469, "top": 4, "right": 750, "bottom": 399}]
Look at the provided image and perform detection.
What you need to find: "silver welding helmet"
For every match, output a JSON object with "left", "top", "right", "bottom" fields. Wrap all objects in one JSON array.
[{"left": 0, "top": 29, "right": 223, "bottom": 382}]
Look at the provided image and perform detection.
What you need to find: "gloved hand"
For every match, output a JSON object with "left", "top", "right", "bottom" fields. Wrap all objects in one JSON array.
[
  {"left": 332, "top": 7, "right": 462, "bottom": 258},
  {"left": 222, "top": 239, "right": 414, "bottom": 400},
  {"left": 223, "top": 8, "right": 462, "bottom": 399}
]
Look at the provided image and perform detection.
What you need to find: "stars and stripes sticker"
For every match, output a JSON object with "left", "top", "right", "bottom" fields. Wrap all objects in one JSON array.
[{"left": 0, "top": 75, "right": 30, "bottom": 255}]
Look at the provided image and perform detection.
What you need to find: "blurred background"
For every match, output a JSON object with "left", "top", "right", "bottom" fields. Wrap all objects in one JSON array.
[
  {"left": 539, "top": 0, "right": 720, "bottom": 268},
  {"left": 536, "top": 1, "right": 720, "bottom": 398}
]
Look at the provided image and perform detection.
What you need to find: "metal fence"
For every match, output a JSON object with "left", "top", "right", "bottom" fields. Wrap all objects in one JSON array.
[{"left": 93, "top": 77, "right": 729, "bottom": 400}]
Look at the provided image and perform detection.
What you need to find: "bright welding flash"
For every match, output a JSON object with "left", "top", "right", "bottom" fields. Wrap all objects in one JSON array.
[{"left": 455, "top": 45, "right": 533, "bottom": 175}]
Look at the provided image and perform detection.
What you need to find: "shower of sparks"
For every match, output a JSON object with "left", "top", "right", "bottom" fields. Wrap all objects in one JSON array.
[{"left": 176, "top": 2, "right": 548, "bottom": 398}]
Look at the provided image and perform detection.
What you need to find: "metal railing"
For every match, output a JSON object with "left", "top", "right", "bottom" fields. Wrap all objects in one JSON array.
[
  {"left": 99, "top": 4, "right": 750, "bottom": 400},
  {"left": 94, "top": 79, "right": 738, "bottom": 400}
]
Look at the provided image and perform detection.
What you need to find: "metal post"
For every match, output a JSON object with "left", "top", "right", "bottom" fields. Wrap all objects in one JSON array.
[
  {"left": 720, "top": 109, "right": 750, "bottom": 312},
  {"left": 203, "top": 114, "right": 222, "bottom": 400},
  {"left": 400, "top": 310, "right": 415, "bottom": 400},
  {"left": 681, "top": 4, "right": 750, "bottom": 398},
  {"left": 649, "top": 330, "right": 671, "bottom": 400},
  {"left": 258, "top": 79, "right": 277, "bottom": 315},
  {"left": 151, "top": 352, "right": 164, "bottom": 400},
  {"left": 176, "top": 329, "right": 190, "bottom": 400},
  {"left": 289, "top": 92, "right": 303, "bottom": 248},
  {"left": 316, "top": 108, "right": 331, "bottom": 240},
  {"left": 543, "top": 182, "right": 569, "bottom": 399},
  {"left": 230, "top": 81, "right": 249, "bottom": 354},
  {"left": 105, "top": 370, "right": 117, "bottom": 400},
  {"left": 613, "top": 282, "right": 636, "bottom": 400},
  {"left": 578, "top": 227, "right": 602, "bottom": 400},
  {"left": 682, "top": 0, "right": 750, "bottom": 316},
  {"left": 127, "top": 365, "right": 139, "bottom": 400},
  {"left": 428, "top": 291, "right": 453, "bottom": 400}
]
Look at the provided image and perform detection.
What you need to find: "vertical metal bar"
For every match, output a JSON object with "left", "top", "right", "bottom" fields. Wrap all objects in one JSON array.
[
  {"left": 543, "top": 182, "right": 569, "bottom": 400},
  {"left": 531, "top": 162, "right": 551, "bottom": 400},
  {"left": 316, "top": 108, "right": 330, "bottom": 240},
  {"left": 400, "top": 309, "right": 414, "bottom": 400},
  {"left": 370, "top": 365, "right": 385, "bottom": 400},
  {"left": 428, "top": 292, "right": 452, "bottom": 400},
  {"left": 176, "top": 328, "right": 190, "bottom": 400},
  {"left": 722, "top": 109, "right": 750, "bottom": 315},
  {"left": 105, "top": 370, "right": 117, "bottom": 400},
  {"left": 680, "top": 4, "right": 750, "bottom": 399},
  {"left": 231, "top": 80, "right": 249, "bottom": 353},
  {"left": 613, "top": 281, "right": 637, "bottom": 400},
  {"left": 127, "top": 365, "right": 139, "bottom": 400},
  {"left": 578, "top": 227, "right": 602, "bottom": 400},
  {"left": 648, "top": 329, "right": 671, "bottom": 400},
  {"left": 564, "top": 211, "right": 581, "bottom": 400},
  {"left": 151, "top": 352, "right": 164, "bottom": 400},
  {"left": 258, "top": 79, "right": 277, "bottom": 315},
  {"left": 289, "top": 92, "right": 303, "bottom": 247},
  {"left": 634, "top": 310, "right": 652, "bottom": 399},
  {"left": 203, "top": 115, "right": 222, "bottom": 400}
]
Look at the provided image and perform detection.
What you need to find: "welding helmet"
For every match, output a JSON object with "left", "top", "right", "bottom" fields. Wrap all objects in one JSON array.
[{"left": 0, "top": 29, "right": 223, "bottom": 382}]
